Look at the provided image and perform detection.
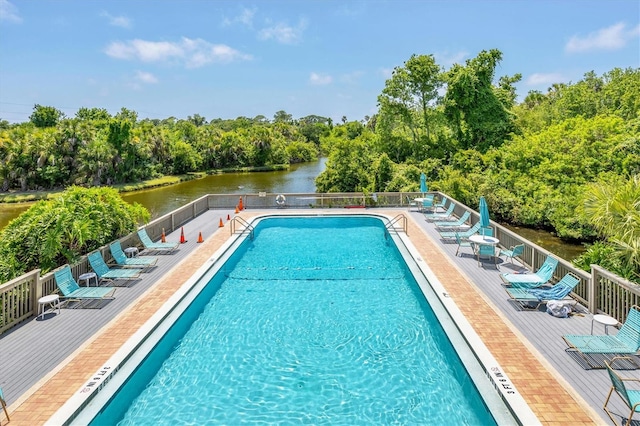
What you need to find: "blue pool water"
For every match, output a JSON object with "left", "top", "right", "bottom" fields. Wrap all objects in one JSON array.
[{"left": 90, "top": 216, "right": 496, "bottom": 425}]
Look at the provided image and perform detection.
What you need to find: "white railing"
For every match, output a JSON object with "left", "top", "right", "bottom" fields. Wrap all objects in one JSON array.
[{"left": 0, "top": 191, "right": 636, "bottom": 333}]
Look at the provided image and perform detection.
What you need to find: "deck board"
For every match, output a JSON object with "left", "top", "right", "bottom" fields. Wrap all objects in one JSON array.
[
  {"left": 1, "top": 208, "right": 636, "bottom": 424},
  {"left": 410, "top": 209, "right": 636, "bottom": 424},
  {"left": 0, "top": 209, "right": 233, "bottom": 408}
]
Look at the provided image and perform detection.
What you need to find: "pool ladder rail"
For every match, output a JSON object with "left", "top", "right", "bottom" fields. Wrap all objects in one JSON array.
[
  {"left": 230, "top": 216, "right": 255, "bottom": 239},
  {"left": 385, "top": 214, "right": 408, "bottom": 236}
]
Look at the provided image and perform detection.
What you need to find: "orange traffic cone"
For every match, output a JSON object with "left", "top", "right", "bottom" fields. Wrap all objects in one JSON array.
[
  {"left": 180, "top": 227, "right": 187, "bottom": 244},
  {"left": 219, "top": 218, "right": 224, "bottom": 228},
  {"left": 238, "top": 197, "right": 244, "bottom": 211},
  {"left": 161, "top": 228, "right": 166, "bottom": 243},
  {"left": 235, "top": 206, "right": 239, "bottom": 214},
  {"left": 227, "top": 214, "right": 230, "bottom": 221},
  {"left": 197, "top": 232, "right": 204, "bottom": 243}
]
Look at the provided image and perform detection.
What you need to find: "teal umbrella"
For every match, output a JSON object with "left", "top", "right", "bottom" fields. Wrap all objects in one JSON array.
[
  {"left": 420, "top": 173, "right": 428, "bottom": 194},
  {"left": 479, "top": 196, "right": 490, "bottom": 235}
]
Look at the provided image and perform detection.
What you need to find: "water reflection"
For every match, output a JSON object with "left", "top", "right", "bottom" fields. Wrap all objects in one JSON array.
[
  {"left": 121, "top": 158, "right": 327, "bottom": 219},
  {"left": 0, "top": 203, "right": 31, "bottom": 230},
  {"left": 503, "top": 224, "right": 585, "bottom": 261},
  {"left": 0, "top": 157, "right": 585, "bottom": 260}
]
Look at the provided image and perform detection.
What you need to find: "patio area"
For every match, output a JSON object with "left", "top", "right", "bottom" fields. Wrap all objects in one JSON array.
[{"left": 0, "top": 207, "right": 635, "bottom": 425}]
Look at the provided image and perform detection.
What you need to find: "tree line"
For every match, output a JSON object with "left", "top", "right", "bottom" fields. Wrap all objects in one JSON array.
[
  {"left": 314, "top": 51, "right": 639, "bottom": 281},
  {"left": 0, "top": 109, "right": 328, "bottom": 191},
  {"left": 0, "top": 48, "right": 638, "bottom": 282}
]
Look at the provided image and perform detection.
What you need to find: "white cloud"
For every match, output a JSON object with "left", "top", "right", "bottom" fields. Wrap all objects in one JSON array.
[
  {"left": 135, "top": 70, "right": 158, "bottom": 84},
  {"left": 525, "top": 73, "right": 565, "bottom": 86},
  {"left": 222, "top": 7, "right": 256, "bottom": 28},
  {"left": 259, "top": 18, "right": 307, "bottom": 44},
  {"left": 0, "top": 0, "right": 22, "bottom": 23},
  {"left": 104, "top": 37, "right": 252, "bottom": 68},
  {"left": 100, "top": 11, "right": 132, "bottom": 28},
  {"left": 566, "top": 22, "right": 639, "bottom": 53},
  {"left": 309, "top": 72, "right": 332, "bottom": 85}
]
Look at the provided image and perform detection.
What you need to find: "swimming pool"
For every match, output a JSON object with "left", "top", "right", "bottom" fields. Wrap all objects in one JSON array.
[{"left": 50, "top": 214, "right": 536, "bottom": 425}]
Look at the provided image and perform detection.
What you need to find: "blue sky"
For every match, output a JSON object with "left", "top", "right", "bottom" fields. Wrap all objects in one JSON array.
[{"left": 1, "top": 0, "right": 638, "bottom": 124}]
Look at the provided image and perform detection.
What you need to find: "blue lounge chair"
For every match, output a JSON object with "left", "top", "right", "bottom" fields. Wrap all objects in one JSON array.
[
  {"left": 110, "top": 241, "right": 158, "bottom": 270},
  {"left": 137, "top": 228, "right": 179, "bottom": 253},
  {"left": 604, "top": 356, "right": 640, "bottom": 424},
  {"left": 439, "top": 223, "right": 481, "bottom": 242},
  {"left": 433, "top": 196, "right": 448, "bottom": 212},
  {"left": 426, "top": 203, "right": 455, "bottom": 222},
  {"left": 434, "top": 211, "right": 470, "bottom": 231},
  {"left": 455, "top": 232, "right": 473, "bottom": 257},
  {"left": 563, "top": 306, "right": 640, "bottom": 370},
  {"left": 54, "top": 265, "right": 115, "bottom": 305},
  {"left": 88, "top": 251, "right": 141, "bottom": 284},
  {"left": 500, "top": 255, "right": 558, "bottom": 289},
  {"left": 505, "top": 272, "right": 580, "bottom": 310},
  {"left": 499, "top": 244, "right": 525, "bottom": 266}
]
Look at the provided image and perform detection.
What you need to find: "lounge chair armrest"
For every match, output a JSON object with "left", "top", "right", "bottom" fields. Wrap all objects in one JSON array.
[{"left": 609, "top": 356, "right": 639, "bottom": 370}]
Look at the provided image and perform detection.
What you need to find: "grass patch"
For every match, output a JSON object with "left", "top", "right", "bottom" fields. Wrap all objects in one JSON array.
[
  {"left": 0, "top": 191, "right": 62, "bottom": 203},
  {"left": 115, "top": 173, "right": 204, "bottom": 193}
]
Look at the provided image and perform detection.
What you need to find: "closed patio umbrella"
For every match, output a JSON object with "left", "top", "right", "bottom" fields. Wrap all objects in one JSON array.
[
  {"left": 479, "top": 196, "right": 490, "bottom": 236},
  {"left": 420, "top": 173, "right": 428, "bottom": 194}
]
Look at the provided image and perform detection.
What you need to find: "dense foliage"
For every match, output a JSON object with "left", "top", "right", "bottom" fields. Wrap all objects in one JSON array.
[
  {"left": 316, "top": 51, "right": 639, "bottom": 280},
  {"left": 0, "top": 186, "right": 150, "bottom": 281},
  {"left": 1, "top": 49, "right": 638, "bottom": 281},
  {"left": 0, "top": 110, "right": 326, "bottom": 191}
]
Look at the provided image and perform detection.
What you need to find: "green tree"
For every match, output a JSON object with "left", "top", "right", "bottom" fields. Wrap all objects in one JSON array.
[
  {"left": 298, "top": 115, "right": 330, "bottom": 145},
  {"left": 444, "top": 49, "right": 520, "bottom": 152},
  {"left": 114, "top": 107, "right": 138, "bottom": 123},
  {"left": 0, "top": 186, "right": 149, "bottom": 281},
  {"left": 577, "top": 175, "right": 640, "bottom": 280},
  {"left": 169, "top": 139, "right": 202, "bottom": 174},
  {"left": 372, "top": 153, "right": 394, "bottom": 192},
  {"left": 187, "top": 113, "right": 207, "bottom": 127},
  {"left": 273, "top": 110, "right": 293, "bottom": 124},
  {"left": 29, "top": 104, "right": 65, "bottom": 128},
  {"left": 77, "top": 130, "right": 116, "bottom": 185},
  {"left": 315, "top": 132, "right": 374, "bottom": 192},
  {"left": 76, "top": 107, "right": 111, "bottom": 121},
  {"left": 377, "top": 54, "right": 443, "bottom": 159}
]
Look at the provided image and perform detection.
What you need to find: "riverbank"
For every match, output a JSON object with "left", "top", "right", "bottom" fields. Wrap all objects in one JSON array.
[{"left": 0, "top": 164, "right": 290, "bottom": 204}]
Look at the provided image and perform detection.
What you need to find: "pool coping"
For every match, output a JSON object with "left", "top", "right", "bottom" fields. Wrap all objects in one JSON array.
[{"left": 8, "top": 209, "right": 600, "bottom": 425}]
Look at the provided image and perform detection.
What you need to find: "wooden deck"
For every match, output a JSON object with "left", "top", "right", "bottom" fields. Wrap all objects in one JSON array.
[
  {"left": 0, "top": 208, "right": 635, "bottom": 425},
  {"left": 0, "top": 209, "right": 234, "bottom": 410},
  {"left": 408, "top": 209, "right": 637, "bottom": 425}
]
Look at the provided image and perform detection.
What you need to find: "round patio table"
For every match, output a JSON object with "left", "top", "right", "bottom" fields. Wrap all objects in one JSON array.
[{"left": 591, "top": 314, "right": 618, "bottom": 335}]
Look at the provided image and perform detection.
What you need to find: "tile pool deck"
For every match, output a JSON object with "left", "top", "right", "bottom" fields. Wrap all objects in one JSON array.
[{"left": 1, "top": 209, "right": 612, "bottom": 424}]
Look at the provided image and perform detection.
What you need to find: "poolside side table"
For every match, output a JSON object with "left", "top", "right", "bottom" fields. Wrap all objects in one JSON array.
[
  {"left": 591, "top": 314, "right": 618, "bottom": 335},
  {"left": 124, "top": 247, "right": 139, "bottom": 258},
  {"left": 38, "top": 294, "right": 60, "bottom": 319},
  {"left": 79, "top": 272, "right": 98, "bottom": 287}
]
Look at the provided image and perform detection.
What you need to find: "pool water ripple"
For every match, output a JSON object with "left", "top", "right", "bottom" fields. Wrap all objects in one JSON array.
[{"left": 100, "top": 217, "right": 494, "bottom": 425}]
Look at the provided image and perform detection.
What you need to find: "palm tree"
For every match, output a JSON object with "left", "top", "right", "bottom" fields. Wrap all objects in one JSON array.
[{"left": 582, "top": 175, "right": 640, "bottom": 279}]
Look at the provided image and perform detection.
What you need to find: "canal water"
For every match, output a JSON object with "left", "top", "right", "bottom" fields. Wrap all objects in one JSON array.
[
  {"left": 0, "top": 160, "right": 326, "bottom": 232},
  {"left": 121, "top": 158, "right": 327, "bottom": 218},
  {"left": 0, "top": 157, "right": 585, "bottom": 260}
]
